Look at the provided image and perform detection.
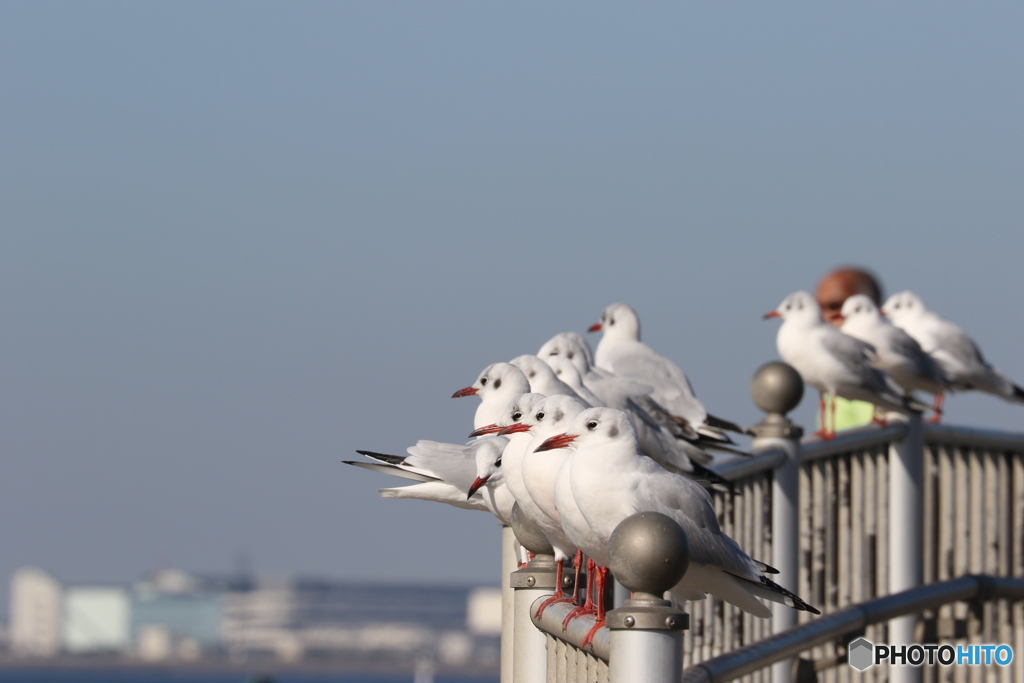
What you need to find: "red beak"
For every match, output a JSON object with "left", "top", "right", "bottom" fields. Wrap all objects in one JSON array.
[
  {"left": 534, "top": 433, "right": 577, "bottom": 451},
  {"left": 467, "top": 475, "right": 490, "bottom": 498},
  {"left": 452, "top": 386, "right": 478, "bottom": 398},
  {"left": 879, "top": 310, "right": 887, "bottom": 317},
  {"left": 497, "top": 422, "right": 532, "bottom": 435},
  {"left": 763, "top": 311, "right": 781, "bottom": 319},
  {"left": 469, "top": 423, "right": 503, "bottom": 438},
  {"left": 587, "top": 323, "right": 602, "bottom": 333}
]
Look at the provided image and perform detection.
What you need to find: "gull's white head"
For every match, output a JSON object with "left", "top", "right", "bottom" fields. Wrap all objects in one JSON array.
[
  {"left": 534, "top": 407, "right": 637, "bottom": 453},
  {"left": 468, "top": 437, "right": 507, "bottom": 498},
  {"left": 501, "top": 394, "right": 589, "bottom": 438},
  {"left": 589, "top": 303, "right": 640, "bottom": 342},
  {"left": 839, "top": 294, "right": 881, "bottom": 322},
  {"left": 509, "top": 355, "right": 563, "bottom": 393},
  {"left": 765, "top": 291, "right": 822, "bottom": 325},
  {"left": 882, "top": 291, "right": 928, "bottom": 323},
  {"left": 538, "top": 332, "right": 592, "bottom": 374},
  {"left": 453, "top": 362, "right": 530, "bottom": 402}
]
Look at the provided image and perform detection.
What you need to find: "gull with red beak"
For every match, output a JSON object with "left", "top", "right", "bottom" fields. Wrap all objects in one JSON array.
[
  {"left": 840, "top": 294, "right": 951, "bottom": 422},
  {"left": 494, "top": 394, "right": 590, "bottom": 615},
  {"left": 588, "top": 303, "right": 749, "bottom": 447},
  {"left": 452, "top": 362, "right": 531, "bottom": 432},
  {"left": 539, "top": 406, "right": 820, "bottom": 636},
  {"left": 766, "top": 291, "right": 930, "bottom": 438}
]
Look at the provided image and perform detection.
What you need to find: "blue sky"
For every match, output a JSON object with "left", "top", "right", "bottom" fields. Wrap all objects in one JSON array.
[{"left": 1, "top": 2, "right": 1021, "bottom": 605}]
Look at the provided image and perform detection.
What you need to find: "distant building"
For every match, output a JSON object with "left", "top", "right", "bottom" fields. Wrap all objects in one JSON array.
[
  {"left": 6, "top": 566, "right": 499, "bottom": 666},
  {"left": 63, "top": 586, "right": 130, "bottom": 653},
  {"left": 9, "top": 568, "right": 62, "bottom": 656}
]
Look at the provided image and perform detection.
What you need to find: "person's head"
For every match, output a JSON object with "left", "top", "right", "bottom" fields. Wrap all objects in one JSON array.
[{"left": 815, "top": 267, "right": 882, "bottom": 328}]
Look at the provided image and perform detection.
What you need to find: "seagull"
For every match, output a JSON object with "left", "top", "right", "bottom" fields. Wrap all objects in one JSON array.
[
  {"left": 883, "top": 291, "right": 1024, "bottom": 407},
  {"left": 498, "top": 394, "right": 591, "bottom": 613},
  {"left": 766, "top": 291, "right": 930, "bottom": 438},
  {"left": 542, "top": 355, "right": 604, "bottom": 407},
  {"left": 539, "top": 407, "right": 819, "bottom": 644},
  {"left": 344, "top": 436, "right": 513, "bottom": 522},
  {"left": 539, "top": 332, "right": 722, "bottom": 466},
  {"left": 452, "top": 362, "right": 532, "bottom": 431},
  {"left": 588, "top": 303, "right": 749, "bottom": 445},
  {"left": 839, "top": 294, "right": 950, "bottom": 421},
  {"left": 509, "top": 354, "right": 583, "bottom": 401}
]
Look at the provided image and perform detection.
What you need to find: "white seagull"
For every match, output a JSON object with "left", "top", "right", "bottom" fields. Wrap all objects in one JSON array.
[
  {"left": 840, "top": 294, "right": 950, "bottom": 420},
  {"left": 766, "top": 291, "right": 929, "bottom": 437},
  {"left": 588, "top": 303, "right": 749, "bottom": 446},
  {"left": 539, "top": 407, "right": 819, "bottom": 625},
  {"left": 883, "top": 290, "right": 1024, "bottom": 406},
  {"left": 452, "top": 362, "right": 532, "bottom": 431}
]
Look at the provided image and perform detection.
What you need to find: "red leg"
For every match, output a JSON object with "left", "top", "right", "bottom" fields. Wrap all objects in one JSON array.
[
  {"left": 928, "top": 392, "right": 944, "bottom": 424},
  {"left": 580, "top": 567, "right": 610, "bottom": 650},
  {"left": 535, "top": 559, "right": 576, "bottom": 617},
  {"left": 562, "top": 556, "right": 597, "bottom": 629},
  {"left": 815, "top": 393, "right": 828, "bottom": 438},
  {"left": 828, "top": 395, "right": 837, "bottom": 439},
  {"left": 571, "top": 550, "right": 583, "bottom": 603}
]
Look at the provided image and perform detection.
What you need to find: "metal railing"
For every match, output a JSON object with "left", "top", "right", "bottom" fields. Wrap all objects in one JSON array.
[{"left": 502, "top": 363, "right": 1024, "bottom": 683}]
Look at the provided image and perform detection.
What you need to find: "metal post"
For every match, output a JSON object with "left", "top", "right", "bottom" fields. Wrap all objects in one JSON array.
[
  {"left": 606, "top": 512, "right": 690, "bottom": 683},
  {"left": 500, "top": 525, "right": 518, "bottom": 683},
  {"left": 889, "top": 412, "right": 923, "bottom": 683},
  {"left": 508, "top": 504, "right": 556, "bottom": 683},
  {"left": 511, "top": 554, "right": 556, "bottom": 683},
  {"left": 749, "top": 362, "right": 804, "bottom": 683}
]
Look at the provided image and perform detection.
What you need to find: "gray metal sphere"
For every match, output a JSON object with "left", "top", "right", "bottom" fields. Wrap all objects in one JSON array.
[
  {"left": 607, "top": 512, "right": 689, "bottom": 594},
  {"left": 750, "top": 361, "right": 804, "bottom": 415},
  {"left": 510, "top": 503, "right": 554, "bottom": 555}
]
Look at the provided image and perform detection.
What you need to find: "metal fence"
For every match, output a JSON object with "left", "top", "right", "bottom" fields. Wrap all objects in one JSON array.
[{"left": 507, "top": 402, "right": 1024, "bottom": 683}]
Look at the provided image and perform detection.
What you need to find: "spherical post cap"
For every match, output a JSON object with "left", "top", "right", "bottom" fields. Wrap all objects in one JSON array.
[
  {"left": 510, "top": 503, "right": 554, "bottom": 556},
  {"left": 750, "top": 361, "right": 804, "bottom": 415},
  {"left": 607, "top": 512, "right": 690, "bottom": 595}
]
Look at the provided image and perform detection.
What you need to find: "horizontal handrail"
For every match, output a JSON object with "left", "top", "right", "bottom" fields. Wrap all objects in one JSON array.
[
  {"left": 800, "top": 422, "right": 908, "bottom": 462},
  {"left": 712, "top": 446, "right": 785, "bottom": 482},
  {"left": 923, "top": 423, "right": 1024, "bottom": 452},
  {"left": 679, "top": 575, "right": 1024, "bottom": 683},
  {"left": 530, "top": 598, "right": 611, "bottom": 661}
]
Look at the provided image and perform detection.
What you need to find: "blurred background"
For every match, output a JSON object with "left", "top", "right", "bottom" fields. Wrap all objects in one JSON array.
[{"left": 0, "top": 1, "right": 1021, "bottom": 677}]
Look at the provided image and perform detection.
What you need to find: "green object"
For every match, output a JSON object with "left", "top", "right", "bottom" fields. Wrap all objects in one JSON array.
[{"left": 821, "top": 395, "right": 876, "bottom": 432}]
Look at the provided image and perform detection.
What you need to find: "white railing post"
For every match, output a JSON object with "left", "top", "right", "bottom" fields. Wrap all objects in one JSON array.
[
  {"left": 749, "top": 362, "right": 804, "bottom": 683},
  {"left": 606, "top": 512, "right": 690, "bottom": 683},
  {"left": 509, "top": 504, "right": 555, "bottom": 683},
  {"left": 889, "top": 412, "right": 924, "bottom": 683},
  {"left": 500, "top": 524, "right": 518, "bottom": 683}
]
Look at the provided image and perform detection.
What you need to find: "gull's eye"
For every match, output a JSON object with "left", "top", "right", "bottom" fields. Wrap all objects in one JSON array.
[
  {"left": 535, "top": 412, "right": 545, "bottom": 421},
  {"left": 494, "top": 379, "right": 501, "bottom": 389},
  {"left": 566, "top": 350, "right": 574, "bottom": 359},
  {"left": 609, "top": 318, "right": 615, "bottom": 326},
  {"left": 494, "top": 457, "right": 501, "bottom": 467},
  {"left": 587, "top": 421, "right": 598, "bottom": 430},
  {"left": 512, "top": 411, "right": 522, "bottom": 421},
  {"left": 480, "top": 377, "right": 488, "bottom": 386}
]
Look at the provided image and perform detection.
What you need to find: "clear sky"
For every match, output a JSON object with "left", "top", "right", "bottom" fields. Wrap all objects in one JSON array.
[{"left": 1, "top": 2, "right": 1022, "bottom": 609}]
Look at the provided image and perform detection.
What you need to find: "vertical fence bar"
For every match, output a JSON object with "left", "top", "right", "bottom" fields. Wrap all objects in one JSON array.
[{"left": 889, "top": 413, "right": 924, "bottom": 683}]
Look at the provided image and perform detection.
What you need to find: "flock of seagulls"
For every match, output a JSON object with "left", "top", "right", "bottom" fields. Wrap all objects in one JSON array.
[
  {"left": 347, "top": 292, "right": 1020, "bottom": 642},
  {"left": 767, "top": 290, "right": 1024, "bottom": 437},
  {"left": 347, "top": 303, "right": 820, "bottom": 646}
]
